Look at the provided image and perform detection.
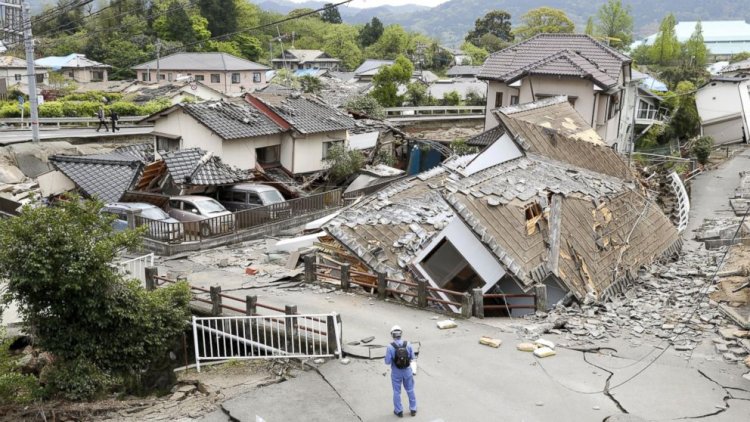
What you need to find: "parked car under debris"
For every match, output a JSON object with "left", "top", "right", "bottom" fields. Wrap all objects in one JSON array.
[{"left": 102, "top": 202, "right": 182, "bottom": 242}]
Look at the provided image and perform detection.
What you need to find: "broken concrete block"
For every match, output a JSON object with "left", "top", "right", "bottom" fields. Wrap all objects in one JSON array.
[
  {"left": 744, "top": 356, "right": 750, "bottom": 368},
  {"left": 340, "top": 358, "right": 351, "bottom": 365},
  {"left": 534, "top": 338, "right": 555, "bottom": 349},
  {"left": 313, "top": 358, "right": 325, "bottom": 364},
  {"left": 517, "top": 343, "right": 537, "bottom": 352},
  {"left": 0, "top": 165, "right": 25, "bottom": 184},
  {"left": 533, "top": 347, "right": 556, "bottom": 358},
  {"left": 436, "top": 320, "right": 457, "bottom": 329},
  {"left": 743, "top": 373, "right": 750, "bottom": 382},
  {"left": 479, "top": 336, "right": 502, "bottom": 348},
  {"left": 719, "top": 327, "right": 739, "bottom": 340},
  {"left": 36, "top": 170, "right": 74, "bottom": 197}
]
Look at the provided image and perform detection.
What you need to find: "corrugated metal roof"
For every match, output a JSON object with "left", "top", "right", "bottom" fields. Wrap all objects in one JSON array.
[{"left": 132, "top": 52, "right": 269, "bottom": 71}]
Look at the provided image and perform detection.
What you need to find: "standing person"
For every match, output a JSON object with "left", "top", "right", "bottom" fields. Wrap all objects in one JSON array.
[
  {"left": 109, "top": 108, "right": 119, "bottom": 132},
  {"left": 384, "top": 325, "right": 417, "bottom": 417},
  {"left": 96, "top": 106, "right": 109, "bottom": 132}
]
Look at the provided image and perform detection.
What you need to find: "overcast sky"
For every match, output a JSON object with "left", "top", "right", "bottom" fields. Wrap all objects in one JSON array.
[{"left": 288, "top": 0, "right": 450, "bottom": 7}]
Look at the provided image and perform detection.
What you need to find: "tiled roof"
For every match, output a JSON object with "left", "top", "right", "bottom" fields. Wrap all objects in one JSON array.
[
  {"left": 132, "top": 52, "right": 269, "bottom": 71},
  {"left": 722, "top": 58, "right": 750, "bottom": 73},
  {"left": 446, "top": 65, "right": 482, "bottom": 77},
  {"left": 162, "top": 148, "right": 247, "bottom": 186},
  {"left": 181, "top": 101, "right": 284, "bottom": 140},
  {"left": 466, "top": 125, "right": 505, "bottom": 148},
  {"left": 252, "top": 93, "right": 356, "bottom": 135},
  {"left": 478, "top": 34, "right": 629, "bottom": 87},
  {"left": 49, "top": 145, "right": 152, "bottom": 202},
  {"left": 495, "top": 96, "right": 633, "bottom": 180},
  {"left": 36, "top": 53, "right": 110, "bottom": 69},
  {"left": 0, "top": 56, "right": 31, "bottom": 68},
  {"left": 273, "top": 49, "right": 340, "bottom": 64},
  {"left": 354, "top": 60, "right": 394, "bottom": 76}
]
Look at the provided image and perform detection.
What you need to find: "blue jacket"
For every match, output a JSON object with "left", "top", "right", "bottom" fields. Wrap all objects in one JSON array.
[{"left": 385, "top": 339, "right": 415, "bottom": 371}]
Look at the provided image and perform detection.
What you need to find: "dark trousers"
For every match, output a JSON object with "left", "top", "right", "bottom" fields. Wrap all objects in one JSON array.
[
  {"left": 97, "top": 119, "right": 109, "bottom": 132},
  {"left": 110, "top": 119, "right": 118, "bottom": 131}
]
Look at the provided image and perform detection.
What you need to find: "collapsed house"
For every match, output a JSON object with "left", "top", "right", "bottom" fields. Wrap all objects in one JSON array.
[{"left": 324, "top": 97, "right": 684, "bottom": 314}]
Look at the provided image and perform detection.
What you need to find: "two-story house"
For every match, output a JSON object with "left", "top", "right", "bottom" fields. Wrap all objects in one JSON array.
[
  {"left": 271, "top": 49, "right": 342, "bottom": 71},
  {"left": 35, "top": 53, "right": 109, "bottom": 83},
  {"left": 140, "top": 92, "right": 356, "bottom": 175},
  {"left": 132, "top": 52, "right": 270, "bottom": 95},
  {"left": 478, "top": 34, "right": 634, "bottom": 149}
]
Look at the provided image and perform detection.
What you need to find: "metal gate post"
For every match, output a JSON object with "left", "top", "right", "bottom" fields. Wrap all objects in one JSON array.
[
  {"left": 285, "top": 305, "right": 298, "bottom": 354},
  {"left": 191, "top": 316, "right": 201, "bottom": 373}
]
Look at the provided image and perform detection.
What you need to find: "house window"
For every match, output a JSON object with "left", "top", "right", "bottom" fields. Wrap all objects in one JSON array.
[
  {"left": 256, "top": 145, "right": 280, "bottom": 165},
  {"left": 210, "top": 74, "right": 220, "bottom": 83},
  {"left": 322, "top": 140, "right": 344, "bottom": 159},
  {"left": 194, "top": 74, "right": 205, "bottom": 81},
  {"left": 68, "top": 71, "right": 74, "bottom": 78},
  {"left": 253, "top": 72, "right": 261, "bottom": 83},
  {"left": 494, "top": 92, "right": 503, "bottom": 108},
  {"left": 159, "top": 74, "right": 166, "bottom": 81},
  {"left": 231, "top": 73, "right": 240, "bottom": 84},
  {"left": 510, "top": 95, "right": 519, "bottom": 105},
  {"left": 167, "top": 73, "right": 173, "bottom": 82},
  {"left": 141, "top": 72, "right": 150, "bottom": 82},
  {"left": 90, "top": 70, "right": 104, "bottom": 82},
  {"left": 156, "top": 136, "right": 180, "bottom": 152},
  {"left": 36, "top": 73, "right": 44, "bottom": 84},
  {"left": 14, "top": 74, "right": 21, "bottom": 81}
]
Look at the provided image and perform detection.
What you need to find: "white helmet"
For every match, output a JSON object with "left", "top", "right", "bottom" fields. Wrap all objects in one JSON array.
[{"left": 390, "top": 325, "right": 402, "bottom": 337}]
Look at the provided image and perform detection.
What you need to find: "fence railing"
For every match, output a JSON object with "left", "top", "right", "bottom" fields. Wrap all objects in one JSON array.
[
  {"left": 116, "top": 253, "right": 154, "bottom": 284},
  {"left": 636, "top": 108, "right": 667, "bottom": 122},
  {"left": 135, "top": 189, "right": 342, "bottom": 243},
  {"left": 0, "top": 116, "right": 147, "bottom": 128},
  {"left": 192, "top": 313, "right": 342, "bottom": 372},
  {"left": 305, "top": 255, "right": 544, "bottom": 318},
  {"left": 384, "top": 106, "right": 486, "bottom": 118}
]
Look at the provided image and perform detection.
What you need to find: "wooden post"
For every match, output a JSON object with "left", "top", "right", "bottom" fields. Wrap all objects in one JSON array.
[
  {"left": 304, "top": 254, "right": 316, "bottom": 283},
  {"left": 210, "top": 286, "right": 222, "bottom": 316},
  {"left": 461, "top": 293, "right": 473, "bottom": 319},
  {"left": 340, "top": 263, "right": 350, "bottom": 292},
  {"left": 472, "top": 288, "right": 484, "bottom": 319},
  {"left": 326, "top": 313, "right": 337, "bottom": 356},
  {"left": 535, "top": 284, "right": 548, "bottom": 313},
  {"left": 377, "top": 272, "right": 387, "bottom": 300},
  {"left": 285, "top": 305, "right": 298, "bottom": 353},
  {"left": 145, "top": 266, "right": 158, "bottom": 291},
  {"left": 246, "top": 295, "right": 257, "bottom": 316},
  {"left": 417, "top": 279, "right": 427, "bottom": 308}
]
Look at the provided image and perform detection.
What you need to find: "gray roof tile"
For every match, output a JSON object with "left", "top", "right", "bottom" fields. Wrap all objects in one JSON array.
[
  {"left": 162, "top": 148, "right": 247, "bottom": 186},
  {"left": 253, "top": 93, "right": 356, "bottom": 135},
  {"left": 466, "top": 125, "right": 505, "bottom": 147},
  {"left": 446, "top": 65, "right": 482, "bottom": 77},
  {"left": 182, "top": 101, "right": 283, "bottom": 140},
  {"left": 132, "top": 52, "right": 269, "bottom": 71}
]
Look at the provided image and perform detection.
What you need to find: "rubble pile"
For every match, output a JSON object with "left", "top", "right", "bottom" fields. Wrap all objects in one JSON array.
[{"left": 528, "top": 245, "right": 750, "bottom": 364}]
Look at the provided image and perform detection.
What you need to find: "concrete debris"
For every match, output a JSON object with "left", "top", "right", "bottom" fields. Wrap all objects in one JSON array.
[
  {"left": 436, "top": 320, "right": 458, "bottom": 329},
  {"left": 516, "top": 343, "right": 537, "bottom": 352},
  {"left": 479, "top": 336, "right": 502, "bottom": 348},
  {"left": 313, "top": 358, "right": 325, "bottom": 364},
  {"left": 533, "top": 347, "right": 556, "bottom": 358},
  {"left": 534, "top": 338, "right": 555, "bottom": 349},
  {"left": 340, "top": 358, "right": 351, "bottom": 365}
]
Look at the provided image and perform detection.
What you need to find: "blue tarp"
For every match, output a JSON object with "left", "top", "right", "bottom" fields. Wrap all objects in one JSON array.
[{"left": 34, "top": 53, "right": 78, "bottom": 70}]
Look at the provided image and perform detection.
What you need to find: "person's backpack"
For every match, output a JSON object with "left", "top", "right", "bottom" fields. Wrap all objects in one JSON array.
[{"left": 391, "top": 341, "right": 411, "bottom": 369}]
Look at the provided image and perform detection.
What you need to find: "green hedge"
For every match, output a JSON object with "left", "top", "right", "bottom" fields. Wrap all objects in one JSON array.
[
  {"left": 60, "top": 91, "right": 124, "bottom": 103},
  {"left": 0, "top": 98, "right": 170, "bottom": 118}
]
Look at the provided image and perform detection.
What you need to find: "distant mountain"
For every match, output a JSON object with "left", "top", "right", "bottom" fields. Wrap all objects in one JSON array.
[{"left": 250, "top": 0, "right": 750, "bottom": 46}]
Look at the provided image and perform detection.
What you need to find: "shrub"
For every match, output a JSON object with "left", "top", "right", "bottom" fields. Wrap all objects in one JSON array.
[
  {"left": 140, "top": 98, "right": 171, "bottom": 115},
  {"left": 692, "top": 136, "right": 714, "bottom": 165},
  {"left": 324, "top": 144, "right": 365, "bottom": 180},
  {"left": 109, "top": 101, "right": 141, "bottom": 116},
  {"left": 345, "top": 95, "right": 385, "bottom": 119},
  {"left": 38, "top": 101, "right": 64, "bottom": 117},
  {"left": 0, "top": 332, "right": 41, "bottom": 405},
  {"left": 43, "top": 358, "right": 114, "bottom": 401},
  {"left": 60, "top": 101, "right": 101, "bottom": 117},
  {"left": 61, "top": 91, "right": 122, "bottom": 103},
  {"left": 0, "top": 102, "right": 21, "bottom": 118}
]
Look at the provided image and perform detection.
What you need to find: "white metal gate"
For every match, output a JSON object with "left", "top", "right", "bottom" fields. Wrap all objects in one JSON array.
[
  {"left": 669, "top": 171, "right": 690, "bottom": 233},
  {"left": 116, "top": 253, "right": 154, "bottom": 284},
  {"left": 191, "top": 312, "right": 342, "bottom": 372}
]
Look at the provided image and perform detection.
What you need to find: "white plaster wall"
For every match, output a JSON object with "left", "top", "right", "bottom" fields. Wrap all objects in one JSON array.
[
  {"left": 153, "top": 109, "right": 222, "bottom": 157},
  {"left": 293, "top": 130, "right": 348, "bottom": 174},
  {"left": 222, "top": 134, "right": 282, "bottom": 170},
  {"left": 280, "top": 133, "right": 294, "bottom": 173},
  {"left": 696, "top": 81, "right": 743, "bottom": 123},
  {"left": 143, "top": 69, "right": 266, "bottom": 94},
  {"left": 463, "top": 133, "right": 523, "bottom": 175},
  {"left": 484, "top": 81, "right": 519, "bottom": 129}
]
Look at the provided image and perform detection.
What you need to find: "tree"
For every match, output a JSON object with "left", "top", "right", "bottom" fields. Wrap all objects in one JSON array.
[
  {"left": 465, "top": 10, "right": 514, "bottom": 45},
  {"left": 475, "top": 33, "right": 507, "bottom": 53},
  {"left": 405, "top": 82, "right": 434, "bottom": 106},
  {"left": 359, "top": 17, "right": 384, "bottom": 47},
  {"left": 514, "top": 7, "right": 575, "bottom": 40},
  {"left": 366, "top": 25, "right": 410, "bottom": 60},
  {"left": 299, "top": 75, "right": 322, "bottom": 94},
  {"left": 441, "top": 90, "right": 461, "bottom": 106},
  {"left": 595, "top": 0, "right": 633, "bottom": 49},
  {"left": 198, "top": 0, "right": 237, "bottom": 37},
  {"left": 585, "top": 17, "right": 594, "bottom": 36},
  {"left": 323, "top": 24, "right": 362, "bottom": 70},
  {"left": 320, "top": 3, "right": 342, "bottom": 24},
  {"left": 649, "top": 14, "right": 680, "bottom": 65},
  {"left": 153, "top": 0, "right": 210, "bottom": 47},
  {"left": 460, "top": 41, "right": 489, "bottom": 65},
  {"left": 730, "top": 51, "right": 750, "bottom": 63},
  {"left": 667, "top": 81, "right": 700, "bottom": 140},
  {"left": 683, "top": 21, "right": 708, "bottom": 68},
  {"left": 345, "top": 95, "right": 385, "bottom": 119},
  {"left": 371, "top": 55, "right": 414, "bottom": 107},
  {"left": 0, "top": 199, "right": 191, "bottom": 395},
  {"left": 324, "top": 144, "right": 365, "bottom": 180},
  {"left": 692, "top": 136, "right": 714, "bottom": 165}
]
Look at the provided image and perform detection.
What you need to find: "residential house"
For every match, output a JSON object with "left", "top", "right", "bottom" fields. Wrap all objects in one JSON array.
[
  {"left": 631, "top": 20, "right": 750, "bottom": 62},
  {"left": 428, "top": 79, "right": 486, "bottom": 103},
  {"left": 131, "top": 52, "right": 270, "bottom": 95},
  {"left": 353, "top": 59, "right": 394, "bottom": 82},
  {"left": 140, "top": 92, "right": 356, "bottom": 175},
  {"left": 35, "top": 53, "right": 110, "bottom": 83},
  {"left": 443, "top": 47, "right": 471, "bottom": 65},
  {"left": 478, "top": 33, "right": 634, "bottom": 150},
  {"left": 324, "top": 97, "right": 682, "bottom": 314},
  {"left": 446, "top": 65, "right": 482, "bottom": 79},
  {"left": 0, "top": 56, "right": 48, "bottom": 94},
  {"left": 695, "top": 77, "right": 750, "bottom": 145},
  {"left": 720, "top": 59, "right": 750, "bottom": 78},
  {"left": 271, "top": 49, "right": 342, "bottom": 71},
  {"left": 120, "top": 80, "right": 228, "bottom": 105}
]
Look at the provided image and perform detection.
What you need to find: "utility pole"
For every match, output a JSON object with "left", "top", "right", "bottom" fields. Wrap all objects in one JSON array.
[
  {"left": 155, "top": 38, "right": 162, "bottom": 83},
  {"left": 21, "top": 0, "right": 39, "bottom": 143}
]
